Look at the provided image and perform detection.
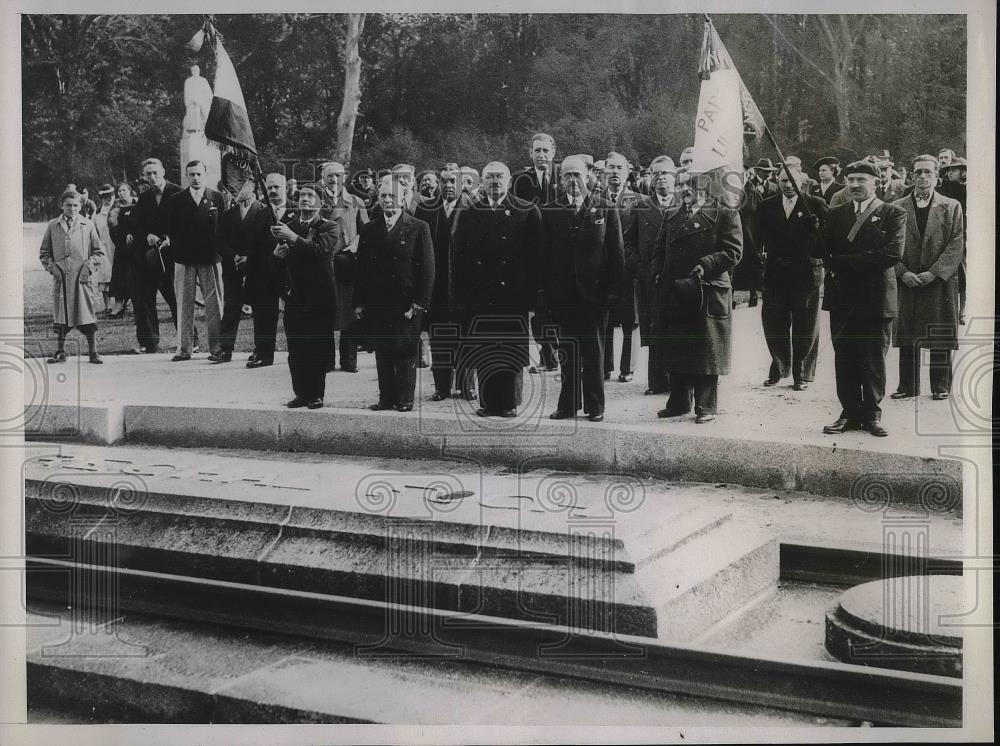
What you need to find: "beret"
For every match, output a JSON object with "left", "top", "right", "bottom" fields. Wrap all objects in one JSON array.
[{"left": 844, "top": 160, "right": 879, "bottom": 178}]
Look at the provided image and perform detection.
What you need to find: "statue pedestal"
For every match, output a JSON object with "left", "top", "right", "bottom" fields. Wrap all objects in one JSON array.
[{"left": 180, "top": 131, "right": 222, "bottom": 190}]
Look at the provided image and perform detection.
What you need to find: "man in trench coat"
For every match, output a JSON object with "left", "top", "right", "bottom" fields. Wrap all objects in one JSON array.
[
  {"left": 652, "top": 171, "right": 743, "bottom": 423},
  {"left": 39, "top": 189, "right": 105, "bottom": 363},
  {"left": 890, "top": 155, "right": 964, "bottom": 400}
]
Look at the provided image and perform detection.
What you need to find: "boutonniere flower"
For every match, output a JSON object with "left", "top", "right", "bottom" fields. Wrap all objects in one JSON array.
[
  {"left": 796, "top": 212, "right": 803, "bottom": 218},
  {"left": 693, "top": 222, "right": 700, "bottom": 228},
  {"left": 872, "top": 216, "right": 880, "bottom": 223},
  {"left": 590, "top": 207, "right": 596, "bottom": 214},
  {"left": 504, "top": 209, "right": 511, "bottom": 216}
]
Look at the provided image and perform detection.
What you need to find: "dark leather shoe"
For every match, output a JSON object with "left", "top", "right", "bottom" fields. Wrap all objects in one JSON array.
[
  {"left": 528, "top": 365, "right": 543, "bottom": 374},
  {"left": 128, "top": 347, "right": 143, "bottom": 355},
  {"left": 890, "top": 390, "right": 914, "bottom": 400},
  {"left": 618, "top": 373, "right": 633, "bottom": 383},
  {"left": 88, "top": 354, "right": 104, "bottom": 364},
  {"left": 657, "top": 408, "right": 689, "bottom": 418},
  {"left": 340, "top": 367, "right": 358, "bottom": 373},
  {"left": 46, "top": 351, "right": 67, "bottom": 364},
  {"left": 209, "top": 351, "right": 232, "bottom": 364},
  {"left": 394, "top": 403, "right": 414, "bottom": 412},
  {"left": 932, "top": 392, "right": 950, "bottom": 401},
  {"left": 763, "top": 377, "right": 781, "bottom": 387},
  {"left": 246, "top": 358, "right": 273, "bottom": 369},
  {"left": 695, "top": 413, "right": 715, "bottom": 424},
  {"left": 476, "top": 408, "right": 492, "bottom": 417},
  {"left": 369, "top": 402, "right": 393, "bottom": 411},
  {"left": 793, "top": 381, "right": 809, "bottom": 391},
  {"left": 588, "top": 411, "right": 604, "bottom": 422},
  {"left": 247, "top": 351, "right": 259, "bottom": 363},
  {"left": 823, "top": 417, "right": 860, "bottom": 434},
  {"left": 286, "top": 397, "right": 307, "bottom": 408},
  {"left": 171, "top": 353, "right": 191, "bottom": 362},
  {"left": 499, "top": 409, "right": 517, "bottom": 418},
  {"left": 306, "top": 399, "right": 324, "bottom": 410},
  {"left": 867, "top": 421, "right": 889, "bottom": 437},
  {"left": 431, "top": 391, "right": 449, "bottom": 402},
  {"left": 549, "top": 409, "right": 574, "bottom": 420}
]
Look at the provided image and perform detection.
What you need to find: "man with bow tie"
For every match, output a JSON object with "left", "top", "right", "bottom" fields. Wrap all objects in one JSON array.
[
  {"left": 452, "top": 161, "right": 542, "bottom": 417},
  {"left": 512, "top": 133, "right": 561, "bottom": 375},
  {"left": 624, "top": 155, "right": 678, "bottom": 397},
  {"left": 133, "top": 157, "right": 184, "bottom": 353},
  {"left": 890, "top": 155, "right": 964, "bottom": 401},
  {"left": 271, "top": 184, "right": 342, "bottom": 409},
  {"left": 166, "top": 160, "right": 226, "bottom": 362},
  {"left": 354, "top": 175, "right": 435, "bottom": 413},
  {"left": 757, "top": 161, "right": 828, "bottom": 391},
  {"left": 542, "top": 155, "right": 625, "bottom": 422},
  {"left": 819, "top": 160, "right": 906, "bottom": 437},
  {"left": 651, "top": 170, "right": 743, "bottom": 424}
]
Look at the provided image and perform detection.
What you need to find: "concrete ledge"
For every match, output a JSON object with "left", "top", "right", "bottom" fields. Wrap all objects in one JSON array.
[
  {"left": 22, "top": 402, "right": 965, "bottom": 505},
  {"left": 24, "top": 402, "right": 124, "bottom": 444}
]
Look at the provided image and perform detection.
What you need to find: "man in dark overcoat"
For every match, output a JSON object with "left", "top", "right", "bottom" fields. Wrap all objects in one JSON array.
[
  {"left": 602, "top": 151, "right": 641, "bottom": 382},
  {"left": 625, "top": 156, "right": 677, "bottom": 396},
  {"left": 757, "top": 162, "right": 829, "bottom": 390},
  {"left": 542, "top": 155, "right": 625, "bottom": 422},
  {"left": 819, "top": 161, "right": 906, "bottom": 437},
  {"left": 271, "top": 184, "right": 341, "bottom": 409},
  {"left": 452, "top": 161, "right": 542, "bottom": 417},
  {"left": 652, "top": 171, "right": 743, "bottom": 423},
  {"left": 353, "top": 176, "right": 435, "bottom": 412},
  {"left": 133, "top": 157, "right": 183, "bottom": 352},
  {"left": 425, "top": 167, "right": 475, "bottom": 401},
  {"left": 890, "top": 155, "right": 964, "bottom": 400}
]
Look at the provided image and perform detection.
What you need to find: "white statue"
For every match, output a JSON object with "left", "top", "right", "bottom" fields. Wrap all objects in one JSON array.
[{"left": 183, "top": 64, "right": 213, "bottom": 133}]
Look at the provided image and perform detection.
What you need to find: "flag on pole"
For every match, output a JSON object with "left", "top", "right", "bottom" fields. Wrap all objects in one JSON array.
[
  {"left": 188, "top": 23, "right": 259, "bottom": 202},
  {"left": 691, "top": 19, "right": 766, "bottom": 206}
]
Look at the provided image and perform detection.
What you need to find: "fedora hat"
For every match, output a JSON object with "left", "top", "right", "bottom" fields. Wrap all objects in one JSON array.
[{"left": 754, "top": 158, "right": 778, "bottom": 171}]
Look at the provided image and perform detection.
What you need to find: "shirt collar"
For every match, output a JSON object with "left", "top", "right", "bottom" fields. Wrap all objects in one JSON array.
[
  {"left": 655, "top": 193, "right": 673, "bottom": 208},
  {"left": 854, "top": 194, "right": 877, "bottom": 214},
  {"left": 913, "top": 190, "right": 934, "bottom": 204},
  {"left": 189, "top": 186, "right": 204, "bottom": 201},
  {"left": 385, "top": 211, "right": 401, "bottom": 230}
]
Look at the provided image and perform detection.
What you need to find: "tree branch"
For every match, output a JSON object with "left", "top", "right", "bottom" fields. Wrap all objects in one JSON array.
[{"left": 763, "top": 14, "right": 835, "bottom": 86}]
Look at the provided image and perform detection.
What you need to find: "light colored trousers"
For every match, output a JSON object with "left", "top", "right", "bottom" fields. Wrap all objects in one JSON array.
[{"left": 173, "top": 262, "right": 224, "bottom": 355}]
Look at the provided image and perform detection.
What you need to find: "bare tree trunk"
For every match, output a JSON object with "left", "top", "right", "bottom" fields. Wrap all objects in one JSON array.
[
  {"left": 832, "top": 66, "right": 851, "bottom": 145},
  {"left": 334, "top": 13, "right": 365, "bottom": 165}
]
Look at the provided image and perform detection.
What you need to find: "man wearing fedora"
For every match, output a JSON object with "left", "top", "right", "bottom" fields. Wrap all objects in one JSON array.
[
  {"left": 748, "top": 158, "right": 780, "bottom": 201},
  {"left": 810, "top": 157, "right": 843, "bottom": 204},
  {"left": 889, "top": 155, "right": 964, "bottom": 402},
  {"left": 819, "top": 160, "right": 905, "bottom": 438}
]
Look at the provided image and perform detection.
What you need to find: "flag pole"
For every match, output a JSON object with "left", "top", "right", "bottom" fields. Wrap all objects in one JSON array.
[{"left": 703, "top": 14, "right": 814, "bottom": 217}]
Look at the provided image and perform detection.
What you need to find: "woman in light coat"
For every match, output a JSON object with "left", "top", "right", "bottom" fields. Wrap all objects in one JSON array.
[{"left": 39, "top": 189, "right": 105, "bottom": 363}]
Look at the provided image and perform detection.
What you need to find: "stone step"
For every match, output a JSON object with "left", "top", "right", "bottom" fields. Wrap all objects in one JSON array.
[
  {"left": 25, "top": 603, "right": 838, "bottom": 725},
  {"left": 25, "top": 444, "right": 780, "bottom": 641},
  {"left": 25, "top": 400, "right": 964, "bottom": 506}
]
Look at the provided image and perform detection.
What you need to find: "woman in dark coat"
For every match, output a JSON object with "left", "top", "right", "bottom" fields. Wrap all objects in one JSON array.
[{"left": 106, "top": 182, "right": 136, "bottom": 317}]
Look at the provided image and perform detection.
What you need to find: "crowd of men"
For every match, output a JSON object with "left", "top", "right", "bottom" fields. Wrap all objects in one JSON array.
[{"left": 41, "top": 135, "right": 968, "bottom": 435}]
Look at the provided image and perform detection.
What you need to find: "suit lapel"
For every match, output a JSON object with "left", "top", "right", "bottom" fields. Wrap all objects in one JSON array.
[
  {"left": 923, "top": 193, "right": 944, "bottom": 250},
  {"left": 846, "top": 198, "right": 884, "bottom": 242},
  {"left": 903, "top": 198, "right": 919, "bottom": 248}
]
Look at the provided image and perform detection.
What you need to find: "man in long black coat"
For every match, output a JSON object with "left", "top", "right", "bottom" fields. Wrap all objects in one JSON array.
[
  {"left": 652, "top": 172, "right": 743, "bottom": 424},
  {"left": 819, "top": 161, "right": 906, "bottom": 437},
  {"left": 353, "top": 176, "right": 435, "bottom": 412},
  {"left": 271, "top": 184, "right": 341, "bottom": 409},
  {"left": 757, "top": 163, "right": 829, "bottom": 390},
  {"left": 133, "top": 157, "right": 183, "bottom": 352},
  {"left": 542, "top": 155, "right": 625, "bottom": 422},
  {"left": 425, "top": 167, "right": 475, "bottom": 401},
  {"left": 625, "top": 156, "right": 677, "bottom": 396},
  {"left": 452, "top": 161, "right": 542, "bottom": 417}
]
